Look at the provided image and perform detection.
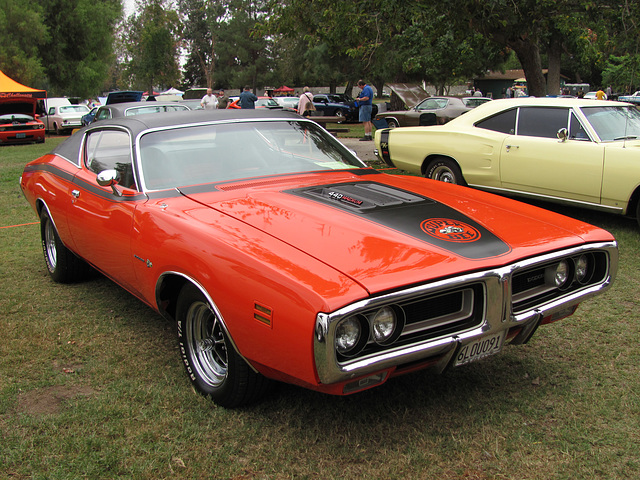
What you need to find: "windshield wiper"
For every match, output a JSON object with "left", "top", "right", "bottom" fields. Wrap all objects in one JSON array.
[{"left": 614, "top": 135, "right": 638, "bottom": 140}]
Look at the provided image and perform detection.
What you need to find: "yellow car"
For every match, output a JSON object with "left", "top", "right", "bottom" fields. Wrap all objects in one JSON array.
[{"left": 375, "top": 97, "right": 640, "bottom": 225}]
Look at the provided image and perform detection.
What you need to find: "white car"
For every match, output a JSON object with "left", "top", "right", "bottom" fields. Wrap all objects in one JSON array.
[
  {"left": 42, "top": 104, "right": 90, "bottom": 134},
  {"left": 274, "top": 96, "right": 299, "bottom": 111}
]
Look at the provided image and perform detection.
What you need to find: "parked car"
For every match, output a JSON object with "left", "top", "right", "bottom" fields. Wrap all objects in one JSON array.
[
  {"left": 81, "top": 106, "right": 99, "bottom": 126},
  {"left": 41, "top": 104, "right": 90, "bottom": 134},
  {"left": 376, "top": 96, "right": 491, "bottom": 128},
  {"left": 274, "top": 96, "right": 299, "bottom": 111},
  {"left": 92, "top": 101, "right": 190, "bottom": 123},
  {"left": 228, "top": 96, "right": 282, "bottom": 109},
  {"left": 374, "top": 97, "right": 640, "bottom": 225},
  {"left": 617, "top": 91, "right": 640, "bottom": 105},
  {"left": 0, "top": 97, "right": 45, "bottom": 145},
  {"left": 21, "top": 109, "right": 617, "bottom": 407},
  {"left": 255, "top": 97, "right": 283, "bottom": 109},
  {"left": 311, "top": 93, "right": 356, "bottom": 119}
]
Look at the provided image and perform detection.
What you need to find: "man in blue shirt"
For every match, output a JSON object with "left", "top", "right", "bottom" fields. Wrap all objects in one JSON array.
[
  {"left": 239, "top": 86, "right": 258, "bottom": 109},
  {"left": 356, "top": 80, "right": 374, "bottom": 141}
]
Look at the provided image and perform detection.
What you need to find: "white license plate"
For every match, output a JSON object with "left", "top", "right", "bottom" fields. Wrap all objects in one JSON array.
[{"left": 454, "top": 331, "right": 505, "bottom": 366}]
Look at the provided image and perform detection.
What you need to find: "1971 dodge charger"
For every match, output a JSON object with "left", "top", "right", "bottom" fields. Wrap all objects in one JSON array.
[
  {"left": 21, "top": 109, "right": 618, "bottom": 407},
  {"left": 374, "top": 97, "right": 640, "bottom": 226}
]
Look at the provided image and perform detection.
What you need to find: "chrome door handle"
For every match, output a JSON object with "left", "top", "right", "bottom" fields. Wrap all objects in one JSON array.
[
  {"left": 72, "top": 190, "right": 80, "bottom": 198},
  {"left": 505, "top": 144, "right": 519, "bottom": 152}
]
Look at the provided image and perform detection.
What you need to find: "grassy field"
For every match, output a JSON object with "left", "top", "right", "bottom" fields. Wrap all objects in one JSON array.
[{"left": 1, "top": 136, "right": 639, "bottom": 479}]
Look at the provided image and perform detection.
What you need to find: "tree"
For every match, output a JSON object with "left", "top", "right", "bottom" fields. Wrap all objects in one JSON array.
[
  {"left": 122, "top": 0, "right": 182, "bottom": 93},
  {"left": 0, "top": 0, "right": 48, "bottom": 86},
  {"left": 38, "top": 0, "right": 121, "bottom": 97},
  {"left": 178, "top": 0, "right": 226, "bottom": 88}
]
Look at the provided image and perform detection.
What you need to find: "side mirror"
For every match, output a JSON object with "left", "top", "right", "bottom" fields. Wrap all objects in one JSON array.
[
  {"left": 557, "top": 128, "right": 568, "bottom": 142},
  {"left": 96, "top": 169, "right": 122, "bottom": 196}
]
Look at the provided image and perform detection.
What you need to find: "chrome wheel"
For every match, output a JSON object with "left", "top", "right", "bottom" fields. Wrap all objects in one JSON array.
[
  {"left": 431, "top": 165, "right": 457, "bottom": 183},
  {"left": 184, "top": 299, "right": 228, "bottom": 388},
  {"left": 44, "top": 218, "right": 58, "bottom": 271},
  {"left": 426, "top": 157, "right": 466, "bottom": 186}
]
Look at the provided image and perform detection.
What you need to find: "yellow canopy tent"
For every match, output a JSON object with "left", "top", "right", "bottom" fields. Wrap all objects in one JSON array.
[{"left": 0, "top": 70, "right": 46, "bottom": 99}]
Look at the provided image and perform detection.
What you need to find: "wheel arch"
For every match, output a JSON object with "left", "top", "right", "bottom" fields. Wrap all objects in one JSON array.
[
  {"left": 626, "top": 185, "right": 640, "bottom": 220},
  {"left": 421, "top": 154, "right": 461, "bottom": 176},
  {"left": 155, "top": 271, "right": 250, "bottom": 367}
]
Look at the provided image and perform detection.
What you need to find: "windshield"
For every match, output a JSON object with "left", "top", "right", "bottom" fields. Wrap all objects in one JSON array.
[
  {"left": 139, "top": 120, "right": 366, "bottom": 190},
  {"left": 581, "top": 105, "right": 640, "bottom": 142},
  {"left": 60, "top": 105, "right": 90, "bottom": 114},
  {"left": 125, "top": 105, "right": 189, "bottom": 116},
  {"left": 0, "top": 113, "right": 34, "bottom": 123}
]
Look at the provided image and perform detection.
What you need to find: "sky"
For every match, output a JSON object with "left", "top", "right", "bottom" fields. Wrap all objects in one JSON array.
[{"left": 123, "top": 0, "right": 136, "bottom": 17}]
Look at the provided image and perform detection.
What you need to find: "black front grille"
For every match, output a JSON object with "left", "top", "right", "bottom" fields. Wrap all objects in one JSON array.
[
  {"left": 337, "top": 283, "right": 484, "bottom": 362},
  {"left": 512, "top": 251, "right": 608, "bottom": 314}
]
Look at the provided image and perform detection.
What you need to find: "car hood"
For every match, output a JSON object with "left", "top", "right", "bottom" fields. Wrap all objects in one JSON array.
[
  {"left": 181, "top": 172, "right": 609, "bottom": 295},
  {"left": 386, "top": 83, "right": 430, "bottom": 108},
  {"left": 0, "top": 98, "right": 37, "bottom": 117}
]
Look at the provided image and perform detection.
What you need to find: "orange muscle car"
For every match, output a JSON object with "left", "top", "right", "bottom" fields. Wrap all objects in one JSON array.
[{"left": 21, "top": 109, "right": 618, "bottom": 407}]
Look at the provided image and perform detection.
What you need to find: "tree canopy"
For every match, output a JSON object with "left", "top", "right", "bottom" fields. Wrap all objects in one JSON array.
[{"left": 1, "top": 0, "right": 639, "bottom": 98}]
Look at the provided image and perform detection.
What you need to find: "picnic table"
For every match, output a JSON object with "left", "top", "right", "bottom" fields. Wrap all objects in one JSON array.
[{"left": 307, "top": 115, "right": 350, "bottom": 136}]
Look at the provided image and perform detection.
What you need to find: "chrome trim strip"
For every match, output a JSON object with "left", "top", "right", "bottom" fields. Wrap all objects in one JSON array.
[
  {"left": 314, "top": 241, "right": 617, "bottom": 384},
  {"left": 468, "top": 184, "right": 625, "bottom": 214}
]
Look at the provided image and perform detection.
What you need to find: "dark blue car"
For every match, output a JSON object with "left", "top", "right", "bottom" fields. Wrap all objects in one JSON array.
[{"left": 313, "top": 93, "right": 377, "bottom": 122}]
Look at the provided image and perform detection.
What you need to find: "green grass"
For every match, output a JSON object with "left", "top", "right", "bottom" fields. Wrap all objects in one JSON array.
[{"left": 1, "top": 137, "right": 639, "bottom": 479}]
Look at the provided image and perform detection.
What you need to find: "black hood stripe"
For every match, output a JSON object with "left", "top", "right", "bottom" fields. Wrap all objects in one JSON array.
[{"left": 286, "top": 181, "right": 511, "bottom": 260}]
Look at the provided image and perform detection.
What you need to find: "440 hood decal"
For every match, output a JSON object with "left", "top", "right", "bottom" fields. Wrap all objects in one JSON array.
[{"left": 287, "top": 182, "right": 511, "bottom": 260}]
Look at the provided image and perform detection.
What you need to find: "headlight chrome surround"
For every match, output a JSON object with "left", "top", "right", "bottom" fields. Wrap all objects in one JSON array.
[
  {"left": 371, "top": 305, "right": 405, "bottom": 346},
  {"left": 335, "top": 315, "right": 369, "bottom": 357}
]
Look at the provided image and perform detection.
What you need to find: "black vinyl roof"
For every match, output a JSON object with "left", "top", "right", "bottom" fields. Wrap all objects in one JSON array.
[{"left": 49, "top": 109, "right": 303, "bottom": 162}]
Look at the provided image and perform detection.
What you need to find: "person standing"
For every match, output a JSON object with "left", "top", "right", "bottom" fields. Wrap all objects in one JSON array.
[
  {"left": 356, "top": 80, "right": 374, "bottom": 141},
  {"left": 201, "top": 88, "right": 218, "bottom": 109},
  {"left": 217, "top": 89, "right": 229, "bottom": 109},
  {"left": 239, "top": 86, "right": 258, "bottom": 109},
  {"left": 298, "top": 87, "right": 315, "bottom": 116}
]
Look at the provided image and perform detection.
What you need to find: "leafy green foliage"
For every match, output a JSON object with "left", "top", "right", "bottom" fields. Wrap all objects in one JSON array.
[
  {"left": 37, "top": 0, "right": 122, "bottom": 97},
  {"left": 122, "top": 0, "right": 182, "bottom": 92},
  {"left": 0, "top": 0, "right": 48, "bottom": 86}
]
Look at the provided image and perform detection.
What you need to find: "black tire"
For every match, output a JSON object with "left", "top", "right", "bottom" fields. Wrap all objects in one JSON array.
[
  {"left": 636, "top": 200, "right": 640, "bottom": 229},
  {"left": 176, "top": 283, "right": 271, "bottom": 408},
  {"left": 40, "top": 209, "right": 91, "bottom": 283},
  {"left": 386, "top": 119, "right": 399, "bottom": 129},
  {"left": 425, "top": 157, "right": 466, "bottom": 186}
]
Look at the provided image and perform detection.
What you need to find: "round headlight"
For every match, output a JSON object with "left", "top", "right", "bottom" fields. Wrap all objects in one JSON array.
[
  {"left": 372, "top": 307, "right": 397, "bottom": 344},
  {"left": 575, "top": 255, "right": 589, "bottom": 283},
  {"left": 554, "top": 260, "right": 570, "bottom": 288},
  {"left": 335, "top": 316, "right": 363, "bottom": 355}
]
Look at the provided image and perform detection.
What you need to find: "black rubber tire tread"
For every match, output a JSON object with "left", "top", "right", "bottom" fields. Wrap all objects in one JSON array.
[
  {"left": 40, "top": 210, "right": 92, "bottom": 283},
  {"left": 176, "top": 283, "right": 272, "bottom": 408}
]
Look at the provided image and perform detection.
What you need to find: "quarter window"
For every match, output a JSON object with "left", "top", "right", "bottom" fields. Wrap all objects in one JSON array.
[{"left": 475, "top": 109, "right": 517, "bottom": 134}]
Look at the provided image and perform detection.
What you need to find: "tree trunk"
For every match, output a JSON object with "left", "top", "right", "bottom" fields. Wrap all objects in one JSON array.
[
  {"left": 509, "top": 37, "right": 546, "bottom": 97},
  {"left": 547, "top": 34, "right": 563, "bottom": 96}
]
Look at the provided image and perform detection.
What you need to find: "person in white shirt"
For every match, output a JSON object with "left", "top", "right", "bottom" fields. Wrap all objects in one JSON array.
[{"left": 201, "top": 88, "right": 218, "bottom": 109}]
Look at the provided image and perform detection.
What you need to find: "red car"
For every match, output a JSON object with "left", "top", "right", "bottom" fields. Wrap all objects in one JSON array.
[
  {"left": 0, "top": 96, "right": 45, "bottom": 145},
  {"left": 20, "top": 109, "right": 618, "bottom": 407}
]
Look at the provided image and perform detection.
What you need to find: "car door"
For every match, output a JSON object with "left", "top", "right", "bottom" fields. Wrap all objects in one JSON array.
[
  {"left": 66, "top": 128, "right": 143, "bottom": 294},
  {"left": 499, "top": 106, "right": 604, "bottom": 204}
]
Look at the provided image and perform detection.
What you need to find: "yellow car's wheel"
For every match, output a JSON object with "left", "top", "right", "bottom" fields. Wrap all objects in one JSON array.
[{"left": 425, "top": 157, "right": 466, "bottom": 186}]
